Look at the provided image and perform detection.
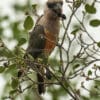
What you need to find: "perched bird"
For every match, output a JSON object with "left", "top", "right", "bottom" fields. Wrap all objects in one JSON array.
[{"left": 26, "top": 0, "right": 66, "bottom": 94}]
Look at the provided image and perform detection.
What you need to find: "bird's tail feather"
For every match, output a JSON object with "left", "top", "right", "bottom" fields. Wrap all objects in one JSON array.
[{"left": 37, "top": 73, "right": 45, "bottom": 94}]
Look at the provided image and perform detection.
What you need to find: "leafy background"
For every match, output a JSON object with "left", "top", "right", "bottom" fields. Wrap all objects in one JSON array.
[{"left": 0, "top": 0, "right": 100, "bottom": 100}]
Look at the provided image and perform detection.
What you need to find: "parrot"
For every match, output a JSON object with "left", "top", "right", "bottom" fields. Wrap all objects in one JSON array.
[{"left": 26, "top": 0, "right": 66, "bottom": 94}]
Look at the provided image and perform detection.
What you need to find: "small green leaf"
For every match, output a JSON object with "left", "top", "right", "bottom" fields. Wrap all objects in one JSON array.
[
  {"left": 74, "top": 0, "right": 81, "bottom": 8},
  {"left": 0, "top": 47, "right": 14, "bottom": 58},
  {"left": 73, "top": 64, "right": 80, "bottom": 69},
  {"left": 32, "top": 4, "right": 37, "bottom": 9},
  {"left": 90, "top": 19, "right": 100, "bottom": 27},
  {"left": 49, "top": 59, "right": 60, "bottom": 66},
  {"left": 94, "top": 85, "right": 98, "bottom": 89},
  {"left": 85, "top": 4, "right": 96, "bottom": 14},
  {"left": 5, "top": 64, "right": 18, "bottom": 77},
  {"left": 11, "top": 78, "right": 19, "bottom": 89},
  {"left": 10, "top": 89, "right": 17, "bottom": 95},
  {"left": 88, "top": 70, "right": 92, "bottom": 76},
  {"left": 71, "top": 28, "right": 80, "bottom": 35},
  {"left": 3, "top": 16, "right": 9, "bottom": 20},
  {"left": 97, "top": 42, "right": 100, "bottom": 48},
  {"left": 18, "top": 38, "right": 27, "bottom": 46},
  {"left": 0, "top": 67, "right": 5, "bottom": 73},
  {"left": 24, "top": 16, "right": 34, "bottom": 30}
]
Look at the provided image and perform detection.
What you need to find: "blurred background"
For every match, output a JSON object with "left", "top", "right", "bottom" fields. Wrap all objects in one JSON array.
[{"left": 0, "top": 0, "right": 100, "bottom": 100}]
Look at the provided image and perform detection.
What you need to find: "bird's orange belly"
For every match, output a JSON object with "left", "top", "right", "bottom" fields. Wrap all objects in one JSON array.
[{"left": 44, "top": 30, "right": 56, "bottom": 54}]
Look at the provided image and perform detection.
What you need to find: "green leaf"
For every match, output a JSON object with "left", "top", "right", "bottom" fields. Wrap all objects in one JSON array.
[
  {"left": 18, "top": 38, "right": 27, "bottom": 46},
  {"left": 0, "top": 47, "right": 14, "bottom": 58},
  {"left": 11, "top": 21, "right": 21, "bottom": 39},
  {"left": 13, "top": 4, "right": 26, "bottom": 11},
  {"left": 11, "top": 78, "right": 19, "bottom": 89},
  {"left": 24, "top": 16, "right": 34, "bottom": 30},
  {"left": 9, "top": 89, "right": 17, "bottom": 95},
  {"left": 97, "top": 42, "right": 100, "bottom": 48},
  {"left": 25, "top": 95, "right": 32, "bottom": 100},
  {"left": 94, "top": 85, "right": 98, "bottom": 89},
  {"left": 71, "top": 28, "right": 80, "bottom": 35},
  {"left": 5, "top": 64, "right": 17, "bottom": 76},
  {"left": 3, "top": 16, "right": 9, "bottom": 20},
  {"left": 85, "top": 4, "right": 96, "bottom": 14},
  {"left": 74, "top": 0, "right": 81, "bottom": 8},
  {"left": 32, "top": 4, "right": 37, "bottom": 9},
  {"left": 49, "top": 59, "right": 60, "bottom": 67},
  {"left": 94, "top": 80, "right": 100, "bottom": 86},
  {"left": 73, "top": 64, "right": 80, "bottom": 69},
  {"left": 88, "top": 70, "right": 92, "bottom": 76},
  {"left": 90, "top": 19, "right": 100, "bottom": 27},
  {"left": 0, "top": 67, "right": 5, "bottom": 73}
]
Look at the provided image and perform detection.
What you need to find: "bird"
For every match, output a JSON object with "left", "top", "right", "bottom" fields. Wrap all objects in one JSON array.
[{"left": 26, "top": 0, "right": 66, "bottom": 94}]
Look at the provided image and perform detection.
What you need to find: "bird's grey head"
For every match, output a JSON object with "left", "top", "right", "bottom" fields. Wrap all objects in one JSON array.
[{"left": 46, "top": 0, "right": 66, "bottom": 19}]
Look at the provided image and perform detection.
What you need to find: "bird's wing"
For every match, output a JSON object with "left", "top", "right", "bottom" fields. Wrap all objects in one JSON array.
[{"left": 26, "top": 24, "right": 46, "bottom": 58}]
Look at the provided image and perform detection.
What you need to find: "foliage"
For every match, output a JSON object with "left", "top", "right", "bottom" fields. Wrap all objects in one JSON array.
[
  {"left": 0, "top": 0, "right": 100, "bottom": 100},
  {"left": 24, "top": 15, "right": 34, "bottom": 30}
]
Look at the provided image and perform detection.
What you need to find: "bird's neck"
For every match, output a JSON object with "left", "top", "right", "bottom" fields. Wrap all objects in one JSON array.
[
  {"left": 43, "top": 15, "right": 60, "bottom": 35},
  {"left": 44, "top": 7, "right": 60, "bottom": 20},
  {"left": 37, "top": 8, "right": 60, "bottom": 35}
]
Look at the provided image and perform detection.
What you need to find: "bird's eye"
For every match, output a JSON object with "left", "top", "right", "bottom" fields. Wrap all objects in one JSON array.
[{"left": 47, "top": 2, "right": 56, "bottom": 8}]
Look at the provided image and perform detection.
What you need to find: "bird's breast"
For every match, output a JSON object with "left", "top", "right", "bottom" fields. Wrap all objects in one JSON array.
[{"left": 44, "top": 29, "right": 57, "bottom": 55}]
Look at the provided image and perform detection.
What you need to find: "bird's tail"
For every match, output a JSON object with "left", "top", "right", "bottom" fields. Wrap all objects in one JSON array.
[{"left": 37, "top": 73, "right": 45, "bottom": 94}]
